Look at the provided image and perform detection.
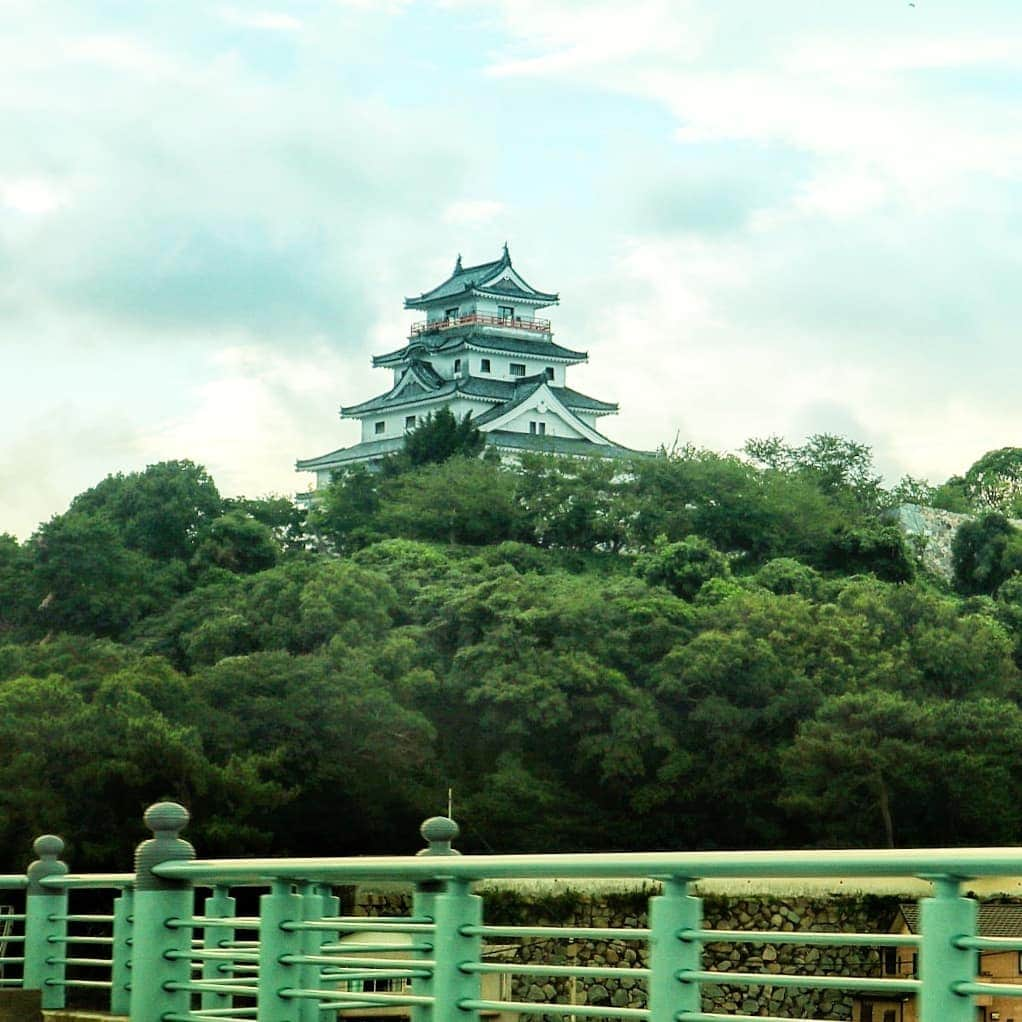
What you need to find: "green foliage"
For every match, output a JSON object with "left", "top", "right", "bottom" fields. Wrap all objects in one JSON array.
[
  {"left": 952, "top": 513, "right": 1022, "bottom": 595},
  {"left": 634, "top": 535, "right": 730, "bottom": 601},
  {"left": 403, "top": 407, "right": 484, "bottom": 467},
  {"left": 11, "top": 439, "right": 1022, "bottom": 863},
  {"left": 961, "top": 447, "right": 1022, "bottom": 514}
]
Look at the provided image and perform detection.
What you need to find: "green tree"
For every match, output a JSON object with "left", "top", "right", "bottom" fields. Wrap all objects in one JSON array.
[
  {"left": 71, "top": 460, "right": 223, "bottom": 561},
  {"left": 403, "top": 407, "right": 484, "bottom": 468},
  {"left": 952, "top": 513, "right": 1022, "bottom": 595},
  {"left": 192, "top": 510, "right": 281, "bottom": 575},
  {"left": 634, "top": 535, "right": 730, "bottom": 601},
  {"left": 961, "top": 448, "right": 1022, "bottom": 514}
]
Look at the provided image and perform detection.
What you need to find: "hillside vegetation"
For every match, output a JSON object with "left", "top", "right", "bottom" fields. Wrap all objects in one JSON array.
[{"left": 4, "top": 424, "right": 1022, "bottom": 868}]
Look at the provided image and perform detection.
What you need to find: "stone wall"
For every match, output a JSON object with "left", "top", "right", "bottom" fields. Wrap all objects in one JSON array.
[{"left": 356, "top": 887, "right": 899, "bottom": 1021}]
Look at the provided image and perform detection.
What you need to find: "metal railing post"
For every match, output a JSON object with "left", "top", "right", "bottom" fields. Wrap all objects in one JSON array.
[
  {"left": 111, "top": 886, "right": 134, "bottom": 1015},
  {"left": 298, "top": 883, "right": 326, "bottom": 1022},
  {"left": 202, "top": 885, "right": 236, "bottom": 1012},
  {"left": 129, "top": 802, "right": 195, "bottom": 1022},
  {"left": 256, "top": 880, "right": 303, "bottom": 1022},
  {"left": 918, "top": 877, "right": 976, "bottom": 1022},
  {"left": 315, "top": 885, "right": 339, "bottom": 1022},
  {"left": 649, "top": 877, "right": 701, "bottom": 1022},
  {"left": 24, "top": 835, "right": 68, "bottom": 1010},
  {"left": 412, "top": 817, "right": 460, "bottom": 1022},
  {"left": 430, "top": 878, "right": 481, "bottom": 1022}
]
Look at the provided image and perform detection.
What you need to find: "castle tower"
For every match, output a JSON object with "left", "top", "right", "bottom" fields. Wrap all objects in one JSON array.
[{"left": 296, "top": 247, "right": 634, "bottom": 494}]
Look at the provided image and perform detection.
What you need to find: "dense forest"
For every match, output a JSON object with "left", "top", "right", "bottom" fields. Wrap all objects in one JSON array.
[{"left": 5, "top": 413, "right": 1022, "bottom": 870}]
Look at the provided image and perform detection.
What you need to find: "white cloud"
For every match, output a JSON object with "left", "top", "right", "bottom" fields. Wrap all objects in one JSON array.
[
  {"left": 219, "top": 8, "right": 303, "bottom": 32},
  {"left": 442, "top": 199, "right": 506, "bottom": 226},
  {"left": 1, "top": 178, "right": 69, "bottom": 216}
]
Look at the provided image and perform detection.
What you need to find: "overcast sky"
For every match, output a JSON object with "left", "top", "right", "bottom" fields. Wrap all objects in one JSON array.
[{"left": 4, "top": 0, "right": 1022, "bottom": 538}]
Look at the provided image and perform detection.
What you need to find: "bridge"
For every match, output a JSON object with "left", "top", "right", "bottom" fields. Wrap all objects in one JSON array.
[{"left": 0, "top": 801, "right": 1019, "bottom": 1022}]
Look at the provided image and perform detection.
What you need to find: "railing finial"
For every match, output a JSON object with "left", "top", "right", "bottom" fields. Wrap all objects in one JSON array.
[
  {"left": 135, "top": 801, "right": 195, "bottom": 890},
  {"left": 27, "top": 834, "right": 67, "bottom": 895},
  {"left": 417, "top": 816, "right": 461, "bottom": 856}
]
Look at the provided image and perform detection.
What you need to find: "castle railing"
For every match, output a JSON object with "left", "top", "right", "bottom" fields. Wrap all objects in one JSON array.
[
  {"left": 410, "top": 314, "right": 552, "bottom": 337},
  {"left": 4, "top": 801, "right": 1020, "bottom": 1022}
]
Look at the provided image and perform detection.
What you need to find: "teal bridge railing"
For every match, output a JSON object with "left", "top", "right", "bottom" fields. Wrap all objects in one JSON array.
[{"left": 3, "top": 801, "right": 1022, "bottom": 1022}]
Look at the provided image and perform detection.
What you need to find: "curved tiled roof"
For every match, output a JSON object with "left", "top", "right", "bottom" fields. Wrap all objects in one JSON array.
[
  {"left": 404, "top": 248, "right": 558, "bottom": 307},
  {"left": 374, "top": 332, "right": 587, "bottom": 367}
]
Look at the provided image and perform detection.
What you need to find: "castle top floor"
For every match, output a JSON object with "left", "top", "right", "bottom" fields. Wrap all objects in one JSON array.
[{"left": 404, "top": 245, "right": 559, "bottom": 338}]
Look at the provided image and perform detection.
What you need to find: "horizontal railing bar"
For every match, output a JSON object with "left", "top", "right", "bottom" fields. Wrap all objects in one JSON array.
[
  {"left": 327, "top": 916, "right": 433, "bottom": 925},
  {"left": 165, "top": 982, "right": 259, "bottom": 996},
  {"left": 0, "top": 877, "right": 27, "bottom": 888},
  {"left": 2, "top": 937, "right": 25, "bottom": 943},
  {"left": 163, "top": 1017, "right": 257, "bottom": 1022},
  {"left": 45, "top": 958, "right": 113, "bottom": 967},
  {"left": 281, "top": 954, "right": 435, "bottom": 969},
  {"left": 282, "top": 988, "right": 435, "bottom": 1006},
  {"left": 45, "top": 980, "right": 113, "bottom": 989},
  {"left": 166, "top": 950, "right": 260, "bottom": 962},
  {"left": 683, "top": 929, "right": 920, "bottom": 948},
  {"left": 0, "top": 980, "right": 23, "bottom": 986},
  {"left": 955, "top": 935, "right": 1022, "bottom": 951},
  {"left": 283, "top": 920, "right": 434, "bottom": 933},
  {"left": 314, "top": 969, "right": 428, "bottom": 981},
  {"left": 464, "top": 962, "right": 650, "bottom": 980},
  {"left": 462, "top": 999, "right": 648, "bottom": 1019},
  {"left": 466, "top": 925, "right": 650, "bottom": 941},
  {"left": 57, "top": 936, "right": 115, "bottom": 946},
  {"left": 0, "top": 957, "right": 24, "bottom": 965},
  {"left": 319, "top": 942, "right": 433, "bottom": 953},
  {"left": 953, "top": 981, "right": 1022, "bottom": 997},
  {"left": 169, "top": 918, "right": 261, "bottom": 929},
  {"left": 678, "top": 971, "right": 921, "bottom": 993},
  {"left": 168, "top": 1009, "right": 259, "bottom": 1018},
  {"left": 153, "top": 848, "right": 1022, "bottom": 883},
  {"left": 41, "top": 874, "right": 134, "bottom": 889},
  {"left": 48, "top": 915, "right": 113, "bottom": 923}
]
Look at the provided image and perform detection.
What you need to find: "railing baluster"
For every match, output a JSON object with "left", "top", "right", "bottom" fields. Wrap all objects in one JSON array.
[
  {"left": 430, "top": 878, "right": 480, "bottom": 1022},
  {"left": 111, "top": 886, "right": 134, "bottom": 1015},
  {"left": 649, "top": 877, "right": 701, "bottom": 1022},
  {"left": 24, "top": 835, "right": 68, "bottom": 1010},
  {"left": 257, "top": 880, "right": 302, "bottom": 1022},
  {"left": 918, "top": 876, "right": 977, "bottom": 1022},
  {"left": 130, "top": 803, "right": 196, "bottom": 1022},
  {"left": 203, "top": 885, "right": 237, "bottom": 1012}
]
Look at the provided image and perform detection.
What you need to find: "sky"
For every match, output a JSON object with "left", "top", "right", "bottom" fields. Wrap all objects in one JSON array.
[{"left": 5, "top": 0, "right": 1022, "bottom": 538}]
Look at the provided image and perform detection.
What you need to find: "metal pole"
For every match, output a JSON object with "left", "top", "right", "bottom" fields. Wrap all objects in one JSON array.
[
  {"left": 202, "top": 885, "right": 237, "bottom": 1012},
  {"left": 23, "top": 835, "right": 68, "bottom": 1011},
  {"left": 256, "top": 880, "right": 303, "bottom": 1022},
  {"left": 111, "top": 886, "right": 134, "bottom": 1015},
  {"left": 918, "top": 876, "right": 976, "bottom": 1022},
  {"left": 648, "top": 878, "right": 701, "bottom": 1022},
  {"left": 129, "top": 802, "right": 196, "bottom": 1022}
]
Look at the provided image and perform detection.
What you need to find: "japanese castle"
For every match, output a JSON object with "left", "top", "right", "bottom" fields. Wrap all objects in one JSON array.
[{"left": 296, "top": 246, "right": 635, "bottom": 493}]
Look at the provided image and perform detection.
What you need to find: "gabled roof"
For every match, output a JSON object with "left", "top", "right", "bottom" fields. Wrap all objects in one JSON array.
[
  {"left": 373, "top": 332, "right": 587, "bottom": 368},
  {"left": 404, "top": 246, "right": 558, "bottom": 309},
  {"left": 899, "top": 902, "right": 1022, "bottom": 937},
  {"left": 343, "top": 370, "right": 618, "bottom": 420}
]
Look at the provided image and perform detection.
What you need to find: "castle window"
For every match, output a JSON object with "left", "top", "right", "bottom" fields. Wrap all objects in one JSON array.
[
  {"left": 445, "top": 307, "right": 459, "bottom": 321},
  {"left": 374, "top": 421, "right": 386, "bottom": 435},
  {"left": 454, "top": 358, "right": 461, "bottom": 374},
  {"left": 529, "top": 421, "right": 546, "bottom": 436},
  {"left": 499, "top": 305, "right": 514, "bottom": 321},
  {"left": 405, "top": 415, "right": 416, "bottom": 430},
  {"left": 529, "top": 421, "right": 536, "bottom": 434},
  {"left": 480, "top": 358, "right": 491, "bottom": 373},
  {"left": 510, "top": 363, "right": 526, "bottom": 377},
  {"left": 545, "top": 366, "right": 555, "bottom": 380}
]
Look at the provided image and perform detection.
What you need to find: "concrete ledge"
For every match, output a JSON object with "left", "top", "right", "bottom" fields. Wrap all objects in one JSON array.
[{"left": 0, "top": 990, "right": 40, "bottom": 1022}]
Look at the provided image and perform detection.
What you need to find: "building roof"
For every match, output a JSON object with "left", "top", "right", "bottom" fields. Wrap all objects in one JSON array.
[
  {"left": 486, "top": 430, "right": 642, "bottom": 460},
  {"left": 404, "top": 246, "right": 558, "bottom": 309},
  {"left": 295, "top": 436, "right": 405, "bottom": 471},
  {"left": 899, "top": 902, "right": 1022, "bottom": 937},
  {"left": 342, "top": 370, "right": 617, "bottom": 419},
  {"left": 373, "top": 332, "right": 587, "bottom": 367}
]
